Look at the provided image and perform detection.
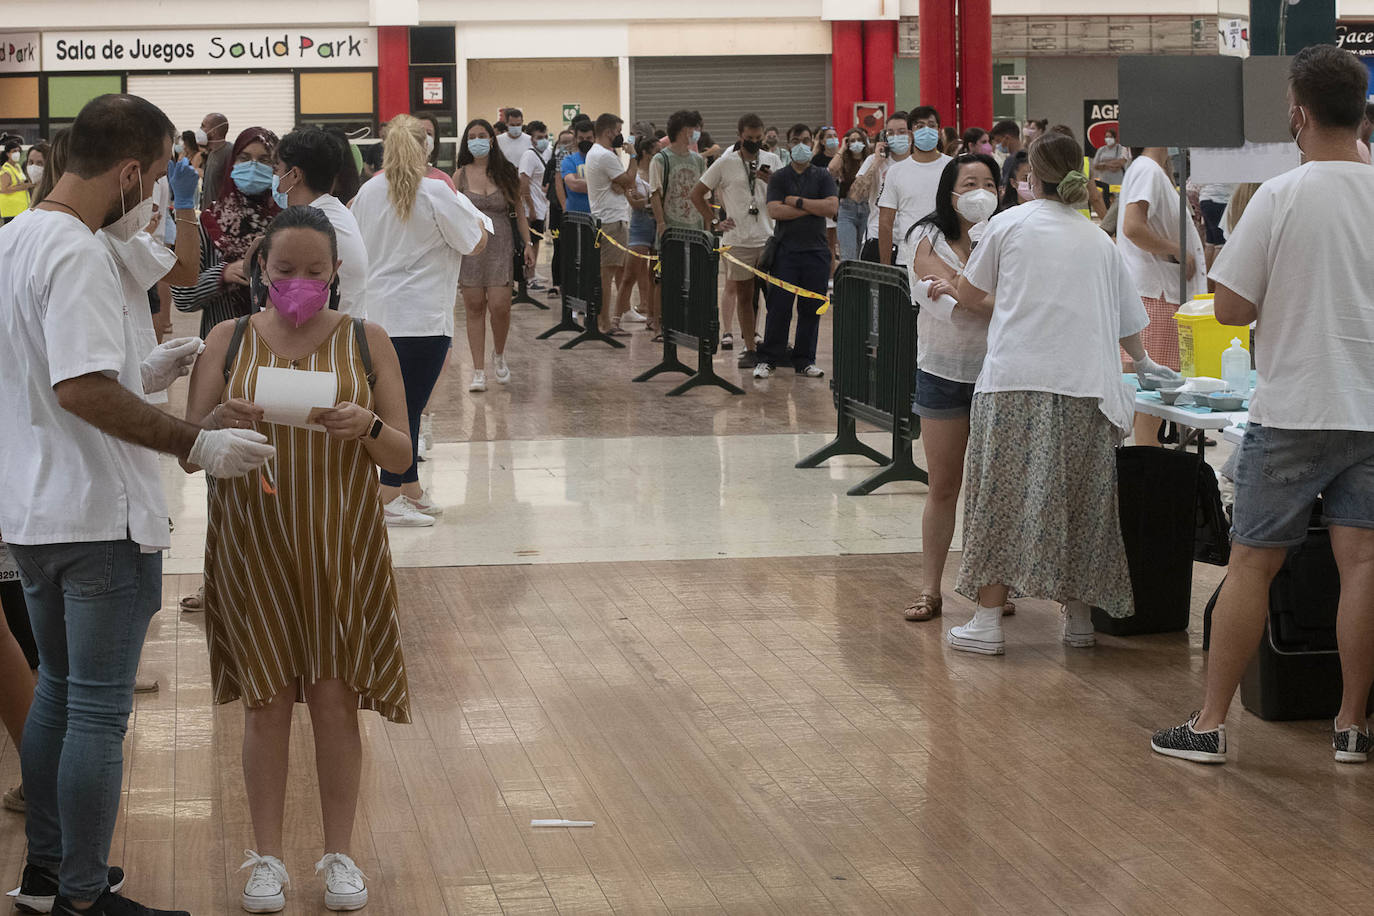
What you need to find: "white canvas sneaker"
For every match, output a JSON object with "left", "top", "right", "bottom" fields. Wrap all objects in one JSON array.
[
  {"left": 469, "top": 370, "right": 487, "bottom": 392},
  {"left": 1062, "top": 603, "right": 1097, "bottom": 648},
  {"left": 240, "top": 850, "right": 289, "bottom": 913},
  {"left": 316, "top": 853, "right": 368, "bottom": 911},
  {"left": 405, "top": 489, "right": 444, "bottom": 517},
  {"left": 947, "top": 608, "right": 1006, "bottom": 655},
  {"left": 384, "top": 496, "right": 435, "bottom": 528}
]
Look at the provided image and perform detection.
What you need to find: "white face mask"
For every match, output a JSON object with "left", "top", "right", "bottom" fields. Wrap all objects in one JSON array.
[
  {"left": 8, "top": 150, "right": 19, "bottom": 164},
  {"left": 194, "top": 128, "right": 209, "bottom": 146},
  {"left": 1103, "top": 138, "right": 1117, "bottom": 148},
  {"left": 26, "top": 163, "right": 43, "bottom": 184},
  {"left": 954, "top": 188, "right": 998, "bottom": 224},
  {"left": 104, "top": 170, "right": 154, "bottom": 244},
  {"left": 424, "top": 133, "right": 435, "bottom": 155},
  {"left": 104, "top": 222, "right": 177, "bottom": 288}
]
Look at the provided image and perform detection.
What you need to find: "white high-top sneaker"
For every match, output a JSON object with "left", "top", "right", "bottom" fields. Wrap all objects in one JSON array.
[
  {"left": 947, "top": 606, "right": 1006, "bottom": 655},
  {"left": 240, "top": 850, "right": 289, "bottom": 913}
]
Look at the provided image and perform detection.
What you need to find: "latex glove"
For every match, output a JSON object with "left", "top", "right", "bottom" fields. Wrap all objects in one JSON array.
[
  {"left": 1135, "top": 353, "right": 1182, "bottom": 386},
  {"left": 140, "top": 336, "right": 202, "bottom": 393},
  {"left": 189, "top": 429, "right": 275, "bottom": 479},
  {"left": 167, "top": 157, "right": 201, "bottom": 211}
]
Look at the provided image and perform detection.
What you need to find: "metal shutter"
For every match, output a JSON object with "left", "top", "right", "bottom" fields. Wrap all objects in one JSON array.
[
  {"left": 127, "top": 73, "right": 297, "bottom": 141},
  {"left": 631, "top": 56, "right": 829, "bottom": 137}
]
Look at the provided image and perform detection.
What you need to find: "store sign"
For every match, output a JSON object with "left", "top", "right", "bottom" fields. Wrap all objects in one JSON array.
[
  {"left": 422, "top": 76, "right": 444, "bottom": 104},
  {"left": 1219, "top": 18, "right": 1250, "bottom": 58},
  {"left": 1000, "top": 74, "right": 1026, "bottom": 95},
  {"left": 0, "top": 32, "right": 40, "bottom": 73},
  {"left": 41, "top": 28, "right": 377, "bottom": 72},
  {"left": 1337, "top": 21, "right": 1374, "bottom": 56},
  {"left": 1083, "top": 99, "right": 1119, "bottom": 151}
]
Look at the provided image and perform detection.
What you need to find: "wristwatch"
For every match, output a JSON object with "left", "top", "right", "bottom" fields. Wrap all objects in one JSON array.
[{"left": 362, "top": 413, "right": 383, "bottom": 440}]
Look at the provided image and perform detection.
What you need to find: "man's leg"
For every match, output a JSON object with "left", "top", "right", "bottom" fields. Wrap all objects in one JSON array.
[
  {"left": 729, "top": 279, "right": 757, "bottom": 353},
  {"left": 789, "top": 249, "right": 830, "bottom": 371},
  {"left": 756, "top": 249, "right": 796, "bottom": 369},
  {"left": 1332, "top": 525, "right": 1374, "bottom": 729}
]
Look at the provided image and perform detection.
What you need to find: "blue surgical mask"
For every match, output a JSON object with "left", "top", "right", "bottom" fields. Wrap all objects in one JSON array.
[
  {"left": 790, "top": 143, "right": 813, "bottom": 165},
  {"left": 848, "top": 141, "right": 865, "bottom": 154},
  {"left": 825, "top": 137, "right": 839, "bottom": 152},
  {"left": 271, "top": 171, "right": 295, "bottom": 209},
  {"left": 913, "top": 126, "right": 940, "bottom": 152},
  {"left": 507, "top": 125, "right": 523, "bottom": 138},
  {"left": 887, "top": 134, "right": 911, "bottom": 156},
  {"left": 231, "top": 160, "right": 274, "bottom": 196},
  {"left": 692, "top": 129, "right": 701, "bottom": 144},
  {"left": 469, "top": 138, "right": 491, "bottom": 158},
  {"left": 535, "top": 137, "right": 549, "bottom": 153}
]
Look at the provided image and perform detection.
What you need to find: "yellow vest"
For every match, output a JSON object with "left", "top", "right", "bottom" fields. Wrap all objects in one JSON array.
[{"left": 0, "top": 161, "right": 29, "bottom": 218}]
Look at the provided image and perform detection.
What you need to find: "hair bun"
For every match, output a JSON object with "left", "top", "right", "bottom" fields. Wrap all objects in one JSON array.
[{"left": 1056, "top": 169, "right": 1090, "bottom": 206}]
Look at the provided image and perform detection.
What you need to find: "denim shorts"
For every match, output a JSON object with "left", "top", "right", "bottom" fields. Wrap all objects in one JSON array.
[
  {"left": 912, "top": 369, "right": 976, "bottom": 420},
  {"left": 1231, "top": 422, "right": 1374, "bottom": 547},
  {"left": 629, "top": 209, "right": 656, "bottom": 249}
]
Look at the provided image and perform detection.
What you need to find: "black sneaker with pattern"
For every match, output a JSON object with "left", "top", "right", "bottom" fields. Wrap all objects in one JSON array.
[
  {"left": 51, "top": 888, "right": 188, "bottom": 916},
  {"left": 15, "top": 864, "right": 126, "bottom": 914},
  {"left": 1151, "top": 712, "right": 1226, "bottom": 764},
  {"left": 1333, "top": 721, "right": 1371, "bottom": 764}
]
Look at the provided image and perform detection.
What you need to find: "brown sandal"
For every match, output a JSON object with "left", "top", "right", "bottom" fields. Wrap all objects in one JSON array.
[
  {"left": 904, "top": 594, "right": 943, "bottom": 622},
  {"left": 1003, "top": 600, "right": 1016, "bottom": 617}
]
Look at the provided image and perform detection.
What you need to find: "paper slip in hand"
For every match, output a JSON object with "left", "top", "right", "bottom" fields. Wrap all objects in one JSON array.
[{"left": 253, "top": 366, "right": 338, "bottom": 432}]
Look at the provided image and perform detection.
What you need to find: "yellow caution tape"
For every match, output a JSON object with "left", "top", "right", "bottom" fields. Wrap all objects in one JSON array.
[
  {"left": 718, "top": 246, "right": 831, "bottom": 315},
  {"left": 596, "top": 228, "right": 659, "bottom": 262}
]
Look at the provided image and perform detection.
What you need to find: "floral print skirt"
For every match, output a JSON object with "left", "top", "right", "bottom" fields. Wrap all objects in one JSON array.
[{"left": 955, "top": 390, "right": 1135, "bottom": 618}]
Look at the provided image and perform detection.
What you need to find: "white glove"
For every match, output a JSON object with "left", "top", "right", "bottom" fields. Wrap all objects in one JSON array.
[
  {"left": 189, "top": 429, "right": 275, "bottom": 479},
  {"left": 140, "top": 337, "right": 203, "bottom": 394},
  {"left": 1135, "top": 353, "right": 1182, "bottom": 386}
]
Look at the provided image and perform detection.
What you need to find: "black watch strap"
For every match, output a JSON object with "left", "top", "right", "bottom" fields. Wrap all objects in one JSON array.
[{"left": 366, "top": 415, "right": 383, "bottom": 440}]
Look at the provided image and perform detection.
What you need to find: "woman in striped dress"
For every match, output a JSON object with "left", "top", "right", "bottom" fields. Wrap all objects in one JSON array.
[
  {"left": 184, "top": 207, "right": 413, "bottom": 913},
  {"left": 173, "top": 126, "right": 281, "bottom": 338}
]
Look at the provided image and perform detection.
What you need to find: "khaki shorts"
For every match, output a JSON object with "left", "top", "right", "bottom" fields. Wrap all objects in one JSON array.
[
  {"left": 599, "top": 220, "right": 629, "bottom": 268},
  {"left": 723, "top": 245, "right": 765, "bottom": 282}
]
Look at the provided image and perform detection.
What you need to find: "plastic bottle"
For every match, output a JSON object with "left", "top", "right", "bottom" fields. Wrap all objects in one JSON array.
[{"left": 1221, "top": 338, "right": 1250, "bottom": 394}]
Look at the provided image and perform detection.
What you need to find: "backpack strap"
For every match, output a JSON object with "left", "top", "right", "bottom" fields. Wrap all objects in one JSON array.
[
  {"left": 223, "top": 315, "right": 251, "bottom": 384},
  {"left": 655, "top": 150, "right": 671, "bottom": 198},
  {"left": 352, "top": 317, "right": 376, "bottom": 388}
]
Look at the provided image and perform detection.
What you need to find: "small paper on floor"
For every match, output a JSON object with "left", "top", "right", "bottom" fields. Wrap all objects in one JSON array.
[{"left": 531, "top": 818, "right": 595, "bottom": 828}]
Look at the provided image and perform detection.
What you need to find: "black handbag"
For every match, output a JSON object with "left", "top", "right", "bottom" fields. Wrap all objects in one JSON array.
[{"left": 758, "top": 235, "right": 780, "bottom": 275}]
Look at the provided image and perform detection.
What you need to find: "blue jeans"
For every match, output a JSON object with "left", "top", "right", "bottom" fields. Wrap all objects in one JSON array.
[
  {"left": 9, "top": 539, "right": 160, "bottom": 900},
  {"left": 381, "top": 335, "right": 451, "bottom": 487},
  {"left": 837, "top": 198, "right": 868, "bottom": 262}
]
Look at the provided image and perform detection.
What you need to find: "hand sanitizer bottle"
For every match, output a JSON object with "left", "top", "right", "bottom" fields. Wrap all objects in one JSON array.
[{"left": 1221, "top": 338, "right": 1250, "bottom": 394}]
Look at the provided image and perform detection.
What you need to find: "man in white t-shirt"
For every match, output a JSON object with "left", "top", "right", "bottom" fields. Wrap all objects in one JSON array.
[
  {"left": 496, "top": 107, "right": 534, "bottom": 163},
  {"left": 878, "top": 106, "right": 950, "bottom": 265},
  {"left": 692, "top": 112, "right": 781, "bottom": 367},
  {"left": 517, "top": 120, "right": 551, "bottom": 288},
  {"left": 584, "top": 112, "right": 635, "bottom": 333},
  {"left": 274, "top": 126, "right": 369, "bottom": 317},
  {"left": 0, "top": 93, "right": 271, "bottom": 916},
  {"left": 1153, "top": 46, "right": 1374, "bottom": 767},
  {"left": 852, "top": 112, "right": 914, "bottom": 261}
]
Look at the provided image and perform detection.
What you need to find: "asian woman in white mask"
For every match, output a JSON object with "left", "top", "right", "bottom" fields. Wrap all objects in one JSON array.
[{"left": 899, "top": 153, "right": 1010, "bottom": 624}]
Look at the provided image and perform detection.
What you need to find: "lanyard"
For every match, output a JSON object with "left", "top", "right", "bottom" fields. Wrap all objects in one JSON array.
[{"left": 741, "top": 154, "right": 758, "bottom": 199}]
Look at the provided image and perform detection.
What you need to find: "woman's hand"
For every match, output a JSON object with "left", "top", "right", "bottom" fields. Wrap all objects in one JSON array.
[
  {"left": 210, "top": 398, "right": 264, "bottom": 430},
  {"left": 923, "top": 276, "right": 956, "bottom": 301},
  {"left": 523, "top": 245, "right": 536, "bottom": 271},
  {"left": 222, "top": 259, "right": 250, "bottom": 286},
  {"left": 316, "top": 401, "right": 374, "bottom": 441}
]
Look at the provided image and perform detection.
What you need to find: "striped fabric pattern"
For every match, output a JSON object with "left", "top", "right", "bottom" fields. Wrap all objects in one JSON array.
[
  {"left": 202, "top": 315, "right": 410, "bottom": 723},
  {"left": 171, "top": 223, "right": 254, "bottom": 339}
]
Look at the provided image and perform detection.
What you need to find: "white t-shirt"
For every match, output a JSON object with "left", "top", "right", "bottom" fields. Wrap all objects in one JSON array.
[
  {"left": 497, "top": 131, "right": 533, "bottom": 164},
  {"left": 878, "top": 154, "right": 951, "bottom": 247},
  {"left": 100, "top": 229, "right": 177, "bottom": 405},
  {"left": 907, "top": 223, "right": 990, "bottom": 384},
  {"left": 1117, "top": 156, "right": 1206, "bottom": 303},
  {"left": 1209, "top": 161, "right": 1374, "bottom": 431},
  {"left": 309, "top": 193, "right": 368, "bottom": 319},
  {"left": 518, "top": 147, "right": 550, "bottom": 222},
  {"left": 698, "top": 149, "right": 782, "bottom": 248},
  {"left": 0, "top": 209, "right": 171, "bottom": 549},
  {"left": 963, "top": 199, "right": 1149, "bottom": 435},
  {"left": 585, "top": 143, "right": 631, "bottom": 224},
  {"left": 350, "top": 175, "right": 492, "bottom": 338}
]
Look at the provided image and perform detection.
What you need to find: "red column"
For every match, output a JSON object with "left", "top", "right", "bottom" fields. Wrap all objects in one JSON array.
[
  {"left": 919, "top": 0, "right": 957, "bottom": 125},
  {"left": 376, "top": 26, "right": 410, "bottom": 122},
  {"left": 831, "top": 21, "right": 864, "bottom": 133},
  {"left": 861, "top": 21, "right": 897, "bottom": 121},
  {"left": 957, "top": 0, "right": 993, "bottom": 130}
]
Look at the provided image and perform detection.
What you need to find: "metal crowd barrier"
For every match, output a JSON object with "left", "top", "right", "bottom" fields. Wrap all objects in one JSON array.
[{"left": 536, "top": 212, "right": 624, "bottom": 350}]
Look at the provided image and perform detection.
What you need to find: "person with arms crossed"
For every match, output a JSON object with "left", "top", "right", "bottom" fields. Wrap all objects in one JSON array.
[
  {"left": 0, "top": 93, "right": 273, "bottom": 916},
  {"left": 1153, "top": 45, "right": 1374, "bottom": 766},
  {"left": 754, "top": 124, "right": 838, "bottom": 380},
  {"left": 584, "top": 112, "right": 637, "bottom": 336}
]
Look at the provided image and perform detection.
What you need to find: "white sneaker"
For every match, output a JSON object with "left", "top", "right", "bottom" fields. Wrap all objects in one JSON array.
[
  {"left": 316, "top": 852, "right": 368, "bottom": 912},
  {"left": 240, "top": 850, "right": 289, "bottom": 913},
  {"left": 419, "top": 413, "right": 434, "bottom": 452},
  {"left": 384, "top": 496, "right": 435, "bottom": 528},
  {"left": 469, "top": 370, "right": 487, "bottom": 392},
  {"left": 797, "top": 364, "right": 825, "bottom": 378},
  {"left": 623, "top": 307, "right": 648, "bottom": 323},
  {"left": 947, "top": 608, "right": 1005, "bottom": 655},
  {"left": 753, "top": 363, "right": 772, "bottom": 379},
  {"left": 493, "top": 354, "right": 511, "bottom": 384},
  {"left": 405, "top": 489, "right": 443, "bottom": 517},
  {"left": 1062, "top": 603, "right": 1097, "bottom": 648}
]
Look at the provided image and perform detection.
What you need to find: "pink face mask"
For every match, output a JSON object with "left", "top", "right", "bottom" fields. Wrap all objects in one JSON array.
[
  {"left": 1017, "top": 180, "right": 1035, "bottom": 202},
  {"left": 976, "top": 142, "right": 994, "bottom": 155},
  {"left": 269, "top": 277, "right": 332, "bottom": 327}
]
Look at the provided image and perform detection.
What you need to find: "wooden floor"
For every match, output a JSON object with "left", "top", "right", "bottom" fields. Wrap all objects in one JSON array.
[{"left": 4, "top": 556, "right": 1371, "bottom": 915}]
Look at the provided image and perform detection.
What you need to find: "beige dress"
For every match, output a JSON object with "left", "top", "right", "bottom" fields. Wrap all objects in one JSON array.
[{"left": 203, "top": 315, "right": 410, "bottom": 722}]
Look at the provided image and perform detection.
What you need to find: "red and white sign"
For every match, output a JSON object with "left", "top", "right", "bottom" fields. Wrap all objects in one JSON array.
[{"left": 422, "top": 76, "right": 444, "bottom": 104}]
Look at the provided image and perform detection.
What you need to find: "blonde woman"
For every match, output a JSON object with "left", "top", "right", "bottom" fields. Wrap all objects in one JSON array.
[
  {"left": 351, "top": 114, "right": 491, "bottom": 526},
  {"left": 926, "top": 132, "right": 1167, "bottom": 655}
]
